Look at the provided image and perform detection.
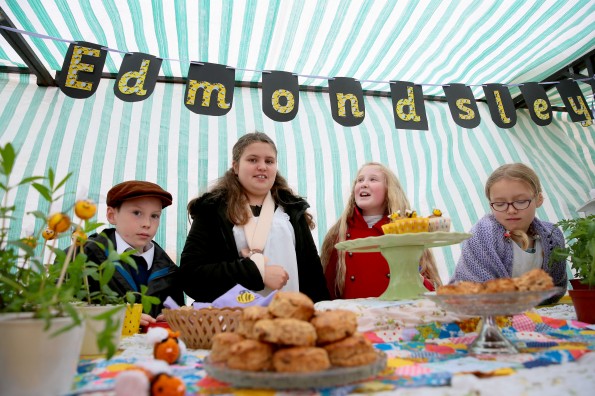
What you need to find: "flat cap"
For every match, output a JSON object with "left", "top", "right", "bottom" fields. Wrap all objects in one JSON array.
[{"left": 106, "top": 181, "right": 172, "bottom": 208}]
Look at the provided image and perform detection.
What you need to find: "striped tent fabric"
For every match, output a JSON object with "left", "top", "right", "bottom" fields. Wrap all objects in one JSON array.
[
  {"left": 0, "top": 0, "right": 594, "bottom": 102},
  {"left": 0, "top": 72, "right": 592, "bottom": 282}
]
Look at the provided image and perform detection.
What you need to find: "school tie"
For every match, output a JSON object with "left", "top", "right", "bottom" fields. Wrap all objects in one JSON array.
[{"left": 131, "top": 254, "right": 150, "bottom": 288}]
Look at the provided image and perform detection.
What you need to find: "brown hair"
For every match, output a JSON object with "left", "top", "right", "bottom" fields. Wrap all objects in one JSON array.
[
  {"left": 187, "top": 132, "right": 315, "bottom": 229},
  {"left": 320, "top": 162, "right": 441, "bottom": 297},
  {"left": 485, "top": 163, "right": 542, "bottom": 249}
]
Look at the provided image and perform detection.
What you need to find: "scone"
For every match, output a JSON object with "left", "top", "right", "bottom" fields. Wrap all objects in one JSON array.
[
  {"left": 437, "top": 281, "right": 483, "bottom": 295},
  {"left": 226, "top": 339, "right": 274, "bottom": 371},
  {"left": 311, "top": 310, "right": 358, "bottom": 344},
  {"left": 514, "top": 268, "right": 554, "bottom": 291},
  {"left": 323, "top": 333, "right": 377, "bottom": 367},
  {"left": 268, "top": 291, "right": 315, "bottom": 321},
  {"left": 253, "top": 318, "right": 317, "bottom": 346},
  {"left": 210, "top": 332, "right": 244, "bottom": 363},
  {"left": 272, "top": 346, "right": 331, "bottom": 372},
  {"left": 482, "top": 278, "right": 518, "bottom": 293},
  {"left": 236, "top": 305, "right": 273, "bottom": 339}
]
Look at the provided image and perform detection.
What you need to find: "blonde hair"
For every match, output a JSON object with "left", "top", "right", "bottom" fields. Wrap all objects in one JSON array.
[
  {"left": 188, "top": 132, "right": 315, "bottom": 229},
  {"left": 320, "top": 162, "right": 441, "bottom": 297},
  {"left": 485, "top": 163, "right": 542, "bottom": 250}
]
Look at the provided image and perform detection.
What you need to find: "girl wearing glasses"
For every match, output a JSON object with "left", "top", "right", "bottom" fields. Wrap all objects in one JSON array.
[{"left": 450, "top": 163, "right": 567, "bottom": 303}]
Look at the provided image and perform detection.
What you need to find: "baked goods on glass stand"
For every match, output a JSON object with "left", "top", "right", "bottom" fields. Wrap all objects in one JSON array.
[
  {"left": 203, "top": 291, "right": 387, "bottom": 390},
  {"left": 336, "top": 220, "right": 471, "bottom": 300},
  {"left": 427, "top": 269, "right": 562, "bottom": 354}
]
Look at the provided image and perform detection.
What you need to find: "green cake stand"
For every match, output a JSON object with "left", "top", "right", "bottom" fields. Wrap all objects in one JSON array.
[{"left": 335, "top": 232, "right": 471, "bottom": 300}]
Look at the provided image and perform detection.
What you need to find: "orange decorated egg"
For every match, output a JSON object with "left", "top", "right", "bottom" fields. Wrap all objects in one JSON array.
[
  {"left": 47, "top": 212, "right": 71, "bottom": 233},
  {"left": 42, "top": 228, "right": 56, "bottom": 240},
  {"left": 74, "top": 199, "right": 97, "bottom": 220},
  {"left": 72, "top": 228, "right": 87, "bottom": 246}
]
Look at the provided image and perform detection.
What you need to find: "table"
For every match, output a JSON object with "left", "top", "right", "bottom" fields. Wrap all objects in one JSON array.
[{"left": 68, "top": 298, "right": 595, "bottom": 395}]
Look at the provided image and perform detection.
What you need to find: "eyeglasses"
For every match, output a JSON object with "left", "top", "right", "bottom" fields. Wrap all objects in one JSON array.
[{"left": 490, "top": 199, "right": 533, "bottom": 212}]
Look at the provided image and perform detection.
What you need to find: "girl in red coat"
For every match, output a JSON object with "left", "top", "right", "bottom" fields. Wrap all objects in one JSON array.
[{"left": 320, "top": 162, "right": 441, "bottom": 299}]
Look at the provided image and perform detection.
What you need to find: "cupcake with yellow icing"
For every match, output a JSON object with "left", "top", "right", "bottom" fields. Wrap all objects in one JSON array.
[{"left": 381, "top": 209, "right": 429, "bottom": 234}]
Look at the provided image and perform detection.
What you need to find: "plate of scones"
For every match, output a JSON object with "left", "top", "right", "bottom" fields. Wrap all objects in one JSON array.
[
  {"left": 204, "top": 291, "right": 387, "bottom": 390},
  {"left": 428, "top": 269, "right": 562, "bottom": 316}
]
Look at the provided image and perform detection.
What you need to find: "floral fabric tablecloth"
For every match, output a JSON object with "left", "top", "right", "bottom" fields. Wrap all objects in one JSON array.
[{"left": 69, "top": 299, "right": 595, "bottom": 395}]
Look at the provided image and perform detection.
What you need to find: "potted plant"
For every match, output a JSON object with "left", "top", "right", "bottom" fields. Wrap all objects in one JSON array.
[
  {"left": 550, "top": 215, "right": 595, "bottom": 323},
  {"left": 0, "top": 143, "right": 152, "bottom": 395}
]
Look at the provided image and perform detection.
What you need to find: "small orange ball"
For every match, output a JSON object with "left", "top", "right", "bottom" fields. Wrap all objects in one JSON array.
[
  {"left": 42, "top": 228, "right": 56, "bottom": 240},
  {"left": 74, "top": 199, "right": 97, "bottom": 220},
  {"left": 48, "top": 212, "right": 71, "bottom": 233},
  {"left": 22, "top": 235, "right": 37, "bottom": 249},
  {"left": 72, "top": 228, "right": 87, "bottom": 246}
]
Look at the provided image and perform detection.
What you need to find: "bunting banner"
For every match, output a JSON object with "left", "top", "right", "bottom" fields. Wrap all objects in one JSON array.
[{"left": 51, "top": 40, "right": 595, "bottom": 131}]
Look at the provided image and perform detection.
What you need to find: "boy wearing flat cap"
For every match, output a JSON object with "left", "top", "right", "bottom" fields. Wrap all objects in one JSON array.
[{"left": 82, "top": 180, "right": 184, "bottom": 326}]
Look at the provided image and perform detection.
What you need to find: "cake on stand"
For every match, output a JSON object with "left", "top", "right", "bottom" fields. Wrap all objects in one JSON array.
[{"left": 335, "top": 232, "right": 471, "bottom": 300}]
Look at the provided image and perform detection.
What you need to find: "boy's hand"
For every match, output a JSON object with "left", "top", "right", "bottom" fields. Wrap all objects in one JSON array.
[{"left": 140, "top": 313, "right": 156, "bottom": 327}]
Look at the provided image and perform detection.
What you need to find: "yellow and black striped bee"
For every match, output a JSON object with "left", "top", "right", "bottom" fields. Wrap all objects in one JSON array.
[{"left": 236, "top": 290, "right": 256, "bottom": 304}]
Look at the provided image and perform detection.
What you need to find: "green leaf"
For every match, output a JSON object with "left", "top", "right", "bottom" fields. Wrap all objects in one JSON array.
[{"left": 31, "top": 183, "right": 53, "bottom": 202}]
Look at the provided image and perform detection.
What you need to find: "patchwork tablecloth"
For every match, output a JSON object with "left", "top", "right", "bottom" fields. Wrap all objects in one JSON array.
[{"left": 69, "top": 305, "right": 595, "bottom": 395}]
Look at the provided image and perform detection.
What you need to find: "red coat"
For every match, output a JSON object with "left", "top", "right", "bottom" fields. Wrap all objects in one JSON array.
[{"left": 325, "top": 207, "right": 435, "bottom": 299}]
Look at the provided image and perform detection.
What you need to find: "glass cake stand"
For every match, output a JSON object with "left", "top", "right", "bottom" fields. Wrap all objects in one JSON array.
[
  {"left": 335, "top": 232, "right": 471, "bottom": 300},
  {"left": 426, "top": 288, "right": 562, "bottom": 354}
]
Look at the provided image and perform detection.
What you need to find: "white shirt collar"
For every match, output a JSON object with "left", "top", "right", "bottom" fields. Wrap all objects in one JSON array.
[{"left": 114, "top": 231, "right": 154, "bottom": 270}]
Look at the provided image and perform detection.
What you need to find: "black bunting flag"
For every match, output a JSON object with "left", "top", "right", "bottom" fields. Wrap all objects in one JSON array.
[
  {"left": 556, "top": 79, "right": 593, "bottom": 124},
  {"left": 519, "top": 82, "right": 552, "bottom": 126},
  {"left": 443, "top": 83, "right": 481, "bottom": 129},
  {"left": 114, "top": 53, "right": 162, "bottom": 102},
  {"left": 328, "top": 77, "right": 365, "bottom": 127},
  {"left": 184, "top": 62, "right": 235, "bottom": 116},
  {"left": 58, "top": 41, "right": 107, "bottom": 99},
  {"left": 390, "top": 81, "right": 428, "bottom": 131},
  {"left": 262, "top": 71, "right": 299, "bottom": 122},
  {"left": 483, "top": 84, "right": 517, "bottom": 129}
]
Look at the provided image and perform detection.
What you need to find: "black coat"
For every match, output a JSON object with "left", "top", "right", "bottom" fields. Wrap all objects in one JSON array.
[
  {"left": 83, "top": 228, "right": 184, "bottom": 318},
  {"left": 179, "top": 191, "right": 330, "bottom": 303}
]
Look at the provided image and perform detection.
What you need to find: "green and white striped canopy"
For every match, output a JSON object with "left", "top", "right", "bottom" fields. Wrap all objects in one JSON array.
[{"left": 0, "top": 0, "right": 593, "bottom": 284}]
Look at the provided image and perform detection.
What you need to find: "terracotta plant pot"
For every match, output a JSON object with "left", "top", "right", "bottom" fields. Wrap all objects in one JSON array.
[
  {"left": 569, "top": 288, "right": 595, "bottom": 324},
  {"left": 0, "top": 314, "right": 85, "bottom": 396},
  {"left": 569, "top": 278, "right": 593, "bottom": 290}
]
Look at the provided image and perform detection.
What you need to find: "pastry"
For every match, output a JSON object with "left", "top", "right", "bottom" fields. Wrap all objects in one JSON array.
[
  {"left": 253, "top": 318, "right": 317, "bottom": 346},
  {"left": 210, "top": 332, "right": 244, "bottom": 363},
  {"left": 482, "top": 278, "right": 518, "bottom": 293},
  {"left": 382, "top": 210, "right": 429, "bottom": 234},
  {"left": 268, "top": 291, "right": 315, "bottom": 321},
  {"left": 437, "top": 281, "right": 484, "bottom": 295},
  {"left": 236, "top": 306, "right": 273, "bottom": 339},
  {"left": 514, "top": 268, "right": 554, "bottom": 291},
  {"left": 310, "top": 309, "right": 358, "bottom": 344},
  {"left": 323, "top": 333, "right": 377, "bottom": 367},
  {"left": 428, "top": 209, "right": 451, "bottom": 232},
  {"left": 272, "top": 346, "right": 331, "bottom": 372},
  {"left": 226, "top": 339, "right": 274, "bottom": 371}
]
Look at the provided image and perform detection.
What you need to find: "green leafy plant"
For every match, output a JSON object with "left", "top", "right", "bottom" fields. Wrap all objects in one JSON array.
[
  {"left": 551, "top": 215, "right": 595, "bottom": 288},
  {"left": 0, "top": 142, "right": 158, "bottom": 358}
]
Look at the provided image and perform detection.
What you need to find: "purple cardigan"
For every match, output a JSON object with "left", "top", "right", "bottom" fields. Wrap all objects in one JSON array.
[{"left": 451, "top": 214, "right": 567, "bottom": 303}]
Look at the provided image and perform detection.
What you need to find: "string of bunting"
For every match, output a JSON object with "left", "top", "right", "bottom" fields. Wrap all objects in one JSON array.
[{"left": 1, "top": 25, "right": 593, "bottom": 130}]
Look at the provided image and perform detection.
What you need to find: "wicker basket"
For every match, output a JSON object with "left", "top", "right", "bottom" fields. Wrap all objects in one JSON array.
[{"left": 163, "top": 307, "right": 243, "bottom": 349}]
